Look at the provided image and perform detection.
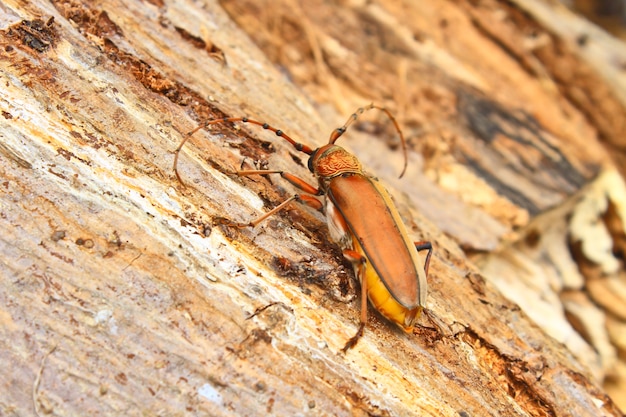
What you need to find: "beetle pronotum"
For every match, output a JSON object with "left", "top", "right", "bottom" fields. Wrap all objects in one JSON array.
[{"left": 174, "top": 104, "right": 432, "bottom": 351}]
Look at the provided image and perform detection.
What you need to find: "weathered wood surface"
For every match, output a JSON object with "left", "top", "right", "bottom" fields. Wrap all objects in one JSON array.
[{"left": 1, "top": 0, "right": 624, "bottom": 416}]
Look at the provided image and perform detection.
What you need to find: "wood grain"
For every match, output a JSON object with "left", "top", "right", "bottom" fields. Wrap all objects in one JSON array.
[{"left": 1, "top": 0, "right": 624, "bottom": 415}]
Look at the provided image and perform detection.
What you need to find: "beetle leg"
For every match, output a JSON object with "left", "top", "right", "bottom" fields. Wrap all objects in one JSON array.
[
  {"left": 297, "top": 195, "right": 324, "bottom": 212},
  {"left": 227, "top": 195, "right": 298, "bottom": 227},
  {"left": 341, "top": 250, "right": 368, "bottom": 352},
  {"left": 227, "top": 194, "right": 324, "bottom": 228},
  {"left": 279, "top": 172, "right": 322, "bottom": 195},
  {"left": 222, "top": 169, "right": 323, "bottom": 227},
  {"left": 414, "top": 241, "right": 433, "bottom": 276},
  {"left": 236, "top": 170, "right": 321, "bottom": 196}
]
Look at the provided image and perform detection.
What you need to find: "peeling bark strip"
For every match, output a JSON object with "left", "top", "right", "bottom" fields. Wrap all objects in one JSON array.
[{"left": 0, "top": 0, "right": 624, "bottom": 415}]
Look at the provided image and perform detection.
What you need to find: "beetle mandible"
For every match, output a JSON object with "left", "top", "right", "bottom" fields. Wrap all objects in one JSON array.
[{"left": 174, "top": 104, "right": 432, "bottom": 352}]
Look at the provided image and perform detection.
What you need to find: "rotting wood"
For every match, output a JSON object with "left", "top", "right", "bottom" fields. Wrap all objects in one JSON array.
[{"left": 1, "top": 0, "right": 624, "bottom": 415}]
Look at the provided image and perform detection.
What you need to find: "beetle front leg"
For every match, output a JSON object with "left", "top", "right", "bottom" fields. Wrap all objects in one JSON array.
[
  {"left": 237, "top": 170, "right": 321, "bottom": 196},
  {"left": 341, "top": 250, "right": 368, "bottom": 352}
]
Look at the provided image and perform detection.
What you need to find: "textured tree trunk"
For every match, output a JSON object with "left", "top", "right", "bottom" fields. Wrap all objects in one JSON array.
[{"left": 1, "top": 0, "right": 625, "bottom": 415}]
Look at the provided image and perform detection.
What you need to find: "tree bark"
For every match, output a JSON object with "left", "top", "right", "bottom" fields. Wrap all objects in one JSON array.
[{"left": 1, "top": 0, "right": 624, "bottom": 416}]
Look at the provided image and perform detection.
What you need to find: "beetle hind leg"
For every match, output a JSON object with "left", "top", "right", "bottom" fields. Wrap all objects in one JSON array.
[
  {"left": 341, "top": 250, "right": 368, "bottom": 352},
  {"left": 342, "top": 322, "right": 366, "bottom": 353},
  {"left": 414, "top": 241, "right": 433, "bottom": 276},
  {"left": 341, "top": 279, "right": 367, "bottom": 352}
]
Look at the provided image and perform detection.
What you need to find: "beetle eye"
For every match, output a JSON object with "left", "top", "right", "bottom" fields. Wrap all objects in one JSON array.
[{"left": 307, "top": 149, "right": 318, "bottom": 173}]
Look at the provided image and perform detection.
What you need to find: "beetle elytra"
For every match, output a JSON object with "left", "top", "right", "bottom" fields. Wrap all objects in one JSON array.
[{"left": 174, "top": 104, "right": 432, "bottom": 351}]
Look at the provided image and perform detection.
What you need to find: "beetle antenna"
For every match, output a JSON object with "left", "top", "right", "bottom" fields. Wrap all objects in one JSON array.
[
  {"left": 328, "top": 104, "right": 408, "bottom": 178},
  {"left": 174, "top": 116, "right": 316, "bottom": 185}
]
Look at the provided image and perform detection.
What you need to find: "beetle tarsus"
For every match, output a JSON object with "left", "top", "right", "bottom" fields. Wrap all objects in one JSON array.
[{"left": 341, "top": 322, "right": 365, "bottom": 353}]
